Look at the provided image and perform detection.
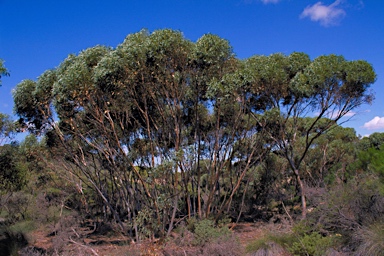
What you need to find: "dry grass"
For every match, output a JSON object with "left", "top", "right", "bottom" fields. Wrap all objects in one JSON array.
[{"left": 353, "top": 222, "right": 384, "bottom": 256}]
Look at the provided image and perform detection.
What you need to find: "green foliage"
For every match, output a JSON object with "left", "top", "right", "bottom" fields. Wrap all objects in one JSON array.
[
  {"left": 245, "top": 235, "right": 272, "bottom": 252},
  {"left": 358, "top": 132, "right": 384, "bottom": 151},
  {"left": 356, "top": 145, "right": 384, "bottom": 177},
  {"left": 133, "top": 207, "right": 161, "bottom": 240},
  {"left": 245, "top": 233, "right": 292, "bottom": 253},
  {"left": 0, "top": 144, "right": 27, "bottom": 193},
  {"left": 188, "top": 218, "right": 230, "bottom": 246},
  {"left": 0, "top": 192, "right": 33, "bottom": 222},
  {"left": 246, "top": 225, "right": 339, "bottom": 256},
  {"left": 352, "top": 140, "right": 384, "bottom": 193},
  {"left": 302, "top": 125, "right": 358, "bottom": 186},
  {"left": 7, "top": 220, "right": 36, "bottom": 234},
  {"left": 288, "top": 232, "right": 335, "bottom": 256}
]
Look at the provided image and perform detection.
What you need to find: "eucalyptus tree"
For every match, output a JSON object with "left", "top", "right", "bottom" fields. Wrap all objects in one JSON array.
[
  {"left": 355, "top": 133, "right": 384, "bottom": 185},
  {"left": 303, "top": 125, "right": 357, "bottom": 186},
  {"left": 201, "top": 57, "right": 275, "bottom": 221},
  {"left": 358, "top": 132, "right": 384, "bottom": 151},
  {"left": 239, "top": 53, "right": 376, "bottom": 218},
  {"left": 95, "top": 29, "right": 198, "bottom": 235},
  {"left": 12, "top": 29, "right": 243, "bottom": 237}
]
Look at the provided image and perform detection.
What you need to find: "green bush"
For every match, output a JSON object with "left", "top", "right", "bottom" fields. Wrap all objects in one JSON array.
[
  {"left": 288, "top": 232, "right": 335, "bottom": 256},
  {"left": 8, "top": 220, "right": 35, "bottom": 234},
  {"left": 191, "top": 219, "right": 230, "bottom": 246},
  {"left": 0, "top": 192, "right": 33, "bottom": 222},
  {"left": 246, "top": 231, "right": 295, "bottom": 255},
  {"left": 305, "top": 174, "right": 384, "bottom": 253},
  {"left": 246, "top": 235, "right": 271, "bottom": 252},
  {"left": 246, "top": 223, "right": 339, "bottom": 256}
]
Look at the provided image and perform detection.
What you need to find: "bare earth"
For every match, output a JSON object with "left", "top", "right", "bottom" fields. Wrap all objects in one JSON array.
[{"left": 26, "top": 222, "right": 289, "bottom": 256}]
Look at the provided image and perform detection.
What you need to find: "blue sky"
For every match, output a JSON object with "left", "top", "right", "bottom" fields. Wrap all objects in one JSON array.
[{"left": 1, "top": 0, "right": 383, "bottom": 138}]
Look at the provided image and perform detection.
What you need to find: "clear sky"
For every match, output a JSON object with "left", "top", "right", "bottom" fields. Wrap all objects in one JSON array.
[{"left": 1, "top": 0, "right": 383, "bottom": 138}]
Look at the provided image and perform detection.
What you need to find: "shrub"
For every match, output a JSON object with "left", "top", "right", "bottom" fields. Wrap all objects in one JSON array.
[
  {"left": 0, "top": 192, "right": 33, "bottom": 222},
  {"left": 191, "top": 219, "right": 230, "bottom": 246},
  {"left": 8, "top": 220, "right": 35, "bottom": 235},
  {"left": 245, "top": 234, "right": 289, "bottom": 256},
  {"left": 246, "top": 223, "right": 339, "bottom": 256},
  {"left": 200, "top": 235, "right": 243, "bottom": 256},
  {"left": 288, "top": 232, "right": 335, "bottom": 256},
  {"left": 353, "top": 221, "right": 384, "bottom": 256},
  {"left": 163, "top": 219, "right": 242, "bottom": 256},
  {"left": 246, "top": 236, "right": 271, "bottom": 252},
  {"left": 306, "top": 175, "right": 384, "bottom": 253},
  {"left": 133, "top": 207, "right": 161, "bottom": 241}
]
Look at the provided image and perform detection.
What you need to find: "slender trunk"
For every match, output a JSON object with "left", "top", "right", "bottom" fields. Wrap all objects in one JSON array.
[
  {"left": 167, "top": 194, "right": 179, "bottom": 237},
  {"left": 197, "top": 144, "right": 202, "bottom": 218},
  {"left": 186, "top": 195, "right": 191, "bottom": 219},
  {"left": 205, "top": 105, "right": 221, "bottom": 217},
  {"left": 194, "top": 85, "right": 202, "bottom": 219},
  {"left": 168, "top": 112, "right": 180, "bottom": 236},
  {"left": 234, "top": 178, "right": 250, "bottom": 225},
  {"left": 93, "top": 180, "right": 125, "bottom": 232},
  {"left": 144, "top": 101, "right": 155, "bottom": 167},
  {"left": 294, "top": 169, "right": 307, "bottom": 219},
  {"left": 197, "top": 175, "right": 202, "bottom": 218}
]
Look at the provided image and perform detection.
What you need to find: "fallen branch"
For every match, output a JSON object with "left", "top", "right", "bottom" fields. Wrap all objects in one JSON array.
[{"left": 68, "top": 237, "right": 99, "bottom": 256}]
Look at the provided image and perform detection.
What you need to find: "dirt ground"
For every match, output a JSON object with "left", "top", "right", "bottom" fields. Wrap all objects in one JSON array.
[{"left": 25, "top": 222, "right": 289, "bottom": 256}]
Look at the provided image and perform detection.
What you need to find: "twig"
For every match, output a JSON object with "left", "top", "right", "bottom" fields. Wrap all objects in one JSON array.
[
  {"left": 71, "top": 228, "right": 80, "bottom": 238},
  {"left": 282, "top": 201, "right": 294, "bottom": 225},
  {"left": 68, "top": 237, "right": 99, "bottom": 256}
]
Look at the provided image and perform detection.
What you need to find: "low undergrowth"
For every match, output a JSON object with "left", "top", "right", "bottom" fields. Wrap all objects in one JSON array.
[
  {"left": 163, "top": 218, "right": 244, "bottom": 256},
  {"left": 245, "top": 222, "right": 341, "bottom": 256}
]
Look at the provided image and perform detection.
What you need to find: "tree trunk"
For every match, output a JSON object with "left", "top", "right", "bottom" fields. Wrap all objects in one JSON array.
[
  {"left": 167, "top": 194, "right": 179, "bottom": 237},
  {"left": 294, "top": 169, "right": 307, "bottom": 219}
]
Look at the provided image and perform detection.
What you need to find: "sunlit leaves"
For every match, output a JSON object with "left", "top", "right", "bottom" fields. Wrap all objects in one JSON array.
[
  {"left": 194, "top": 34, "right": 233, "bottom": 66},
  {"left": 12, "top": 79, "right": 46, "bottom": 132}
]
